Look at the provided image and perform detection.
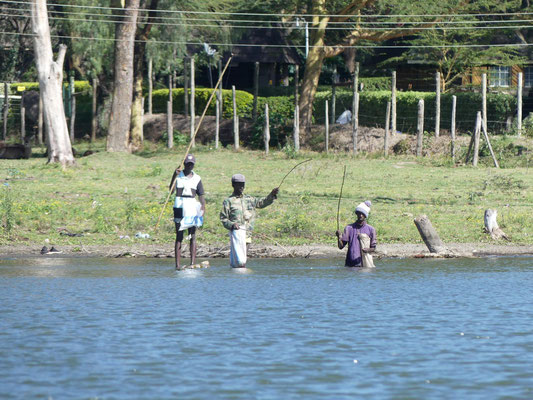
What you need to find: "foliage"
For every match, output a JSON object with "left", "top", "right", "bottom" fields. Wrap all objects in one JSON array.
[
  {"left": 151, "top": 88, "right": 254, "bottom": 118},
  {"left": 1, "top": 184, "right": 14, "bottom": 237},
  {"left": 11, "top": 81, "right": 93, "bottom": 94},
  {"left": 161, "top": 130, "right": 190, "bottom": 146},
  {"left": 381, "top": 1, "right": 527, "bottom": 91}
]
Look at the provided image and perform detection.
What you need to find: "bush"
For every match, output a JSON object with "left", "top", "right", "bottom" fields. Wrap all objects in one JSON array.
[{"left": 151, "top": 88, "right": 254, "bottom": 119}]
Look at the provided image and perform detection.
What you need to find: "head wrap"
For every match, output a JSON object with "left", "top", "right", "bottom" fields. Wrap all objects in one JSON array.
[
  {"left": 355, "top": 200, "right": 372, "bottom": 218},
  {"left": 231, "top": 174, "right": 246, "bottom": 183}
]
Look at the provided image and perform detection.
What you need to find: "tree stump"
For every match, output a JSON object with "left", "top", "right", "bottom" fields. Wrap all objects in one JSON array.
[
  {"left": 484, "top": 209, "right": 509, "bottom": 240},
  {"left": 414, "top": 215, "right": 447, "bottom": 254}
]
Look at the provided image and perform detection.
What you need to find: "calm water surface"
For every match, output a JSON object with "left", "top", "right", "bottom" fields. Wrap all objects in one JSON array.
[{"left": 0, "top": 256, "right": 532, "bottom": 399}]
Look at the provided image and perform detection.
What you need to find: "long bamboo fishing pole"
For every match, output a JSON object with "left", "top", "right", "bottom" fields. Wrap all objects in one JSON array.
[
  {"left": 277, "top": 159, "right": 312, "bottom": 189},
  {"left": 336, "top": 165, "right": 347, "bottom": 232},
  {"left": 154, "top": 55, "right": 233, "bottom": 230}
]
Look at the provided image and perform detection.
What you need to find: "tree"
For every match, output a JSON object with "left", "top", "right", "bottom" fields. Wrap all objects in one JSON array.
[
  {"left": 383, "top": 1, "right": 526, "bottom": 91},
  {"left": 107, "top": 0, "right": 141, "bottom": 153},
  {"left": 131, "top": 0, "right": 159, "bottom": 151},
  {"left": 297, "top": 0, "right": 459, "bottom": 137},
  {"left": 30, "top": 0, "right": 75, "bottom": 166}
]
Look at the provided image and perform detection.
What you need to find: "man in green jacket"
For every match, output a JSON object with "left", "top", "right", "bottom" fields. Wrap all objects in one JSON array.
[{"left": 220, "top": 174, "right": 279, "bottom": 268}]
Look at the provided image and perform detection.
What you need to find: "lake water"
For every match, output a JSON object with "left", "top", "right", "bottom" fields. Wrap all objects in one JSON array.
[{"left": 0, "top": 256, "right": 532, "bottom": 399}]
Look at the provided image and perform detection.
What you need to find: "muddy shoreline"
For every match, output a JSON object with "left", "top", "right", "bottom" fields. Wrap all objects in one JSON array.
[{"left": 1, "top": 242, "right": 532, "bottom": 260}]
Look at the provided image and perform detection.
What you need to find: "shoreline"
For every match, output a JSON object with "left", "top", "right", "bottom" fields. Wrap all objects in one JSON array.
[{"left": 1, "top": 242, "right": 532, "bottom": 260}]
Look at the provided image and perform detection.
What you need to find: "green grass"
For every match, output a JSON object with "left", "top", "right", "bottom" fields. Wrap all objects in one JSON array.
[{"left": 1, "top": 139, "right": 532, "bottom": 247}]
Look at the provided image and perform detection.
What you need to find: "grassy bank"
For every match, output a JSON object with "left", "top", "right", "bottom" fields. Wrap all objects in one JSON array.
[{"left": 1, "top": 141, "right": 532, "bottom": 248}]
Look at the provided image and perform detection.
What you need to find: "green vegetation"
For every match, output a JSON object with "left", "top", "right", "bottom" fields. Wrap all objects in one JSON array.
[{"left": 1, "top": 142, "right": 532, "bottom": 247}]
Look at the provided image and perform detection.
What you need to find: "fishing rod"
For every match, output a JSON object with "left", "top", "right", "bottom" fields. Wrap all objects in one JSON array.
[
  {"left": 277, "top": 159, "right": 312, "bottom": 189},
  {"left": 336, "top": 165, "right": 347, "bottom": 232},
  {"left": 154, "top": 55, "right": 233, "bottom": 230}
]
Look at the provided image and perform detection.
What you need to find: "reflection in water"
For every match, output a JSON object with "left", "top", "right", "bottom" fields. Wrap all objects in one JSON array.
[{"left": 0, "top": 256, "right": 532, "bottom": 399}]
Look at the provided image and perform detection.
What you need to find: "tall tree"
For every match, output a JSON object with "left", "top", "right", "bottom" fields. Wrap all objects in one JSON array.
[
  {"left": 107, "top": 0, "right": 140, "bottom": 153},
  {"left": 383, "top": 1, "right": 526, "bottom": 91},
  {"left": 131, "top": 0, "right": 159, "bottom": 151},
  {"left": 30, "top": 0, "right": 75, "bottom": 166},
  {"left": 298, "top": 0, "right": 456, "bottom": 137}
]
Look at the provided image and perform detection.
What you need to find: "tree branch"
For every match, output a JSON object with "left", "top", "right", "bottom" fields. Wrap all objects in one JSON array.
[{"left": 331, "top": 0, "right": 373, "bottom": 23}]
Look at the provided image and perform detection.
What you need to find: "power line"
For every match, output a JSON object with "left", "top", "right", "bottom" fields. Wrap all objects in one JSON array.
[
  {"left": 2, "top": 10, "right": 532, "bottom": 32},
  {"left": 2, "top": 30, "right": 532, "bottom": 49},
  {"left": 4, "top": 5, "right": 533, "bottom": 27},
  {"left": 4, "top": 0, "right": 533, "bottom": 19}
]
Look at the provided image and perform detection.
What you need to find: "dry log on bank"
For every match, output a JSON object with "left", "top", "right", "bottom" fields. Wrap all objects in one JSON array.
[
  {"left": 484, "top": 209, "right": 509, "bottom": 240},
  {"left": 414, "top": 215, "right": 447, "bottom": 254}
]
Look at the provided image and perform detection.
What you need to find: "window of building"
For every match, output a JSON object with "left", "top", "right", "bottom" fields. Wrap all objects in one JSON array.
[
  {"left": 489, "top": 66, "right": 511, "bottom": 87},
  {"left": 524, "top": 67, "right": 533, "bottom": 88}
]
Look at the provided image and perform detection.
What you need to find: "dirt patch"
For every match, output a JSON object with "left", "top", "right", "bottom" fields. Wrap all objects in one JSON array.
[
  {"left": 144, "top": 113, "right": 471, "bottom": 155},
  {"left": 143, "top": 114, "right": 256, "bottom": 147}
]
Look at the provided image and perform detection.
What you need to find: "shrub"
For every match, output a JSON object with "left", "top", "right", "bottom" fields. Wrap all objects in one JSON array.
[{"left": 151, "top": 88, "right": 254, "bottom": 119}]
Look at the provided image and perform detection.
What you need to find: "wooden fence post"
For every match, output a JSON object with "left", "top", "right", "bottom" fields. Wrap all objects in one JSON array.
[
  {"left": 482, "top": 73, "right": 487, "bottom": 135},
  {"left": 184, "top": 58, "right": 189, "bottom": 117},
  {"left": 325, "top": 100, "right": 329, "bottom": 153},
  {"left": 190, "top": 58, "right": 195, "bottom": 147},
  {"left": 91, "top": 77, "right": 97, "bottom": 142},
  {"left": 384, "top": 101, "right": 391, "bottom": 156},
  {"left": 21, "top": 102, "right": 25, "bottom": 140},
  {"left": 215, "top": 98, "right": 220, "bottom": 149},
  {"left": 517, "top": 72, "right": 523, "bottom": 136},
  {"left": 232, "top": 85, "right": 239, "bottom": 150},
  {"left": 435, "top": 71, "right": 440, "bottom": 137},
  {"left": 38, "top": 91, "right": 43, "bottom": 145},
  {"left": 353, "top": 62, "right": 359, "bottom": 95},
  {"left": 451, "top": 95, "right": 456, "bottom": 161},
  {"left": 218, "top": 59, "right": 223, "bottom": 119},
  {"left": 167, "top": 101, "right": 173, "bottom": 148},
  {"left": 473, "top": 111, "right": 481, "bottom": 167},
  {"left": 69, "top": 76, "right": 75, "bottom": 142},
  {"left": 252, "top": 61, "right": 259, "bottom": 121},
  {"left": 148, "top": 57, "right": 153, "bottom": 115},
  {"left": 352, "top": 92, "right": 359, "bottom": 154},
  {"left": 293, "top": 104, "right": 300, "bottom": 152},
  {"left": 391, "top": 70, "right": 397, "bottom": 135},
  {"left": 331, "top": 68, "right": 337, "bottom": 125},
  {"left": 3, "top": 82, "right": 8, "bottom": 140},
  {"left": 294, "top": 65, "right": 299, "bottom": 106},
  {"left": 264, "top": 103, "right": 270, "bottom": 155},
  {"left": 416, "top": 99, "right": 424, "bottom": 156}
]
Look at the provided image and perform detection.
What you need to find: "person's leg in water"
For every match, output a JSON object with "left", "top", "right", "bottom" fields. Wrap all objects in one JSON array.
[
  {"left": 189, "top": 226, "right": 197, "bottom": 266},
  {"left": 175, "top": 224, "right": 184, "bottom": 270}
]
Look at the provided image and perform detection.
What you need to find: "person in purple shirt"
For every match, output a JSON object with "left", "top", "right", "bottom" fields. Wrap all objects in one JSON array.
[{"left": 335, "top": 200, "right": 377, "bottom": 267}]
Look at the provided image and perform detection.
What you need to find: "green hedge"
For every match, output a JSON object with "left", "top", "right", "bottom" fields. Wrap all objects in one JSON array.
[
  {"left": 313, "top": 90, "right": 516, "bottom": 133},
  {"left": 151, "top": 88, "right": 253, "bottom": 119},
  {"left": 9, "top": 81, "right": 92, "bottom": 94}
]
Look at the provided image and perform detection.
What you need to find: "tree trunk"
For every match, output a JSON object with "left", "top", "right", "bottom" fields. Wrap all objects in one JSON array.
[
  {"left": 30, "top": 0, "right": 74, "bottom": 166},
  {"left": 130, "top": 40, "right": 145, "bottom": 151},
  {"left": 107, "top": 0, "right": 140, "bottom": 153},
  {"left": 484, "top": 209, "right": 509, "bottom": 240},
  {"left": 299, "top": 0, "right": 328, "bottom": 139},
  {"left": 131, "top": 0, "right": 158, "bottom": 151},
  {"left": 414, "top": 215, "right": 447, "bottom": 254}
]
